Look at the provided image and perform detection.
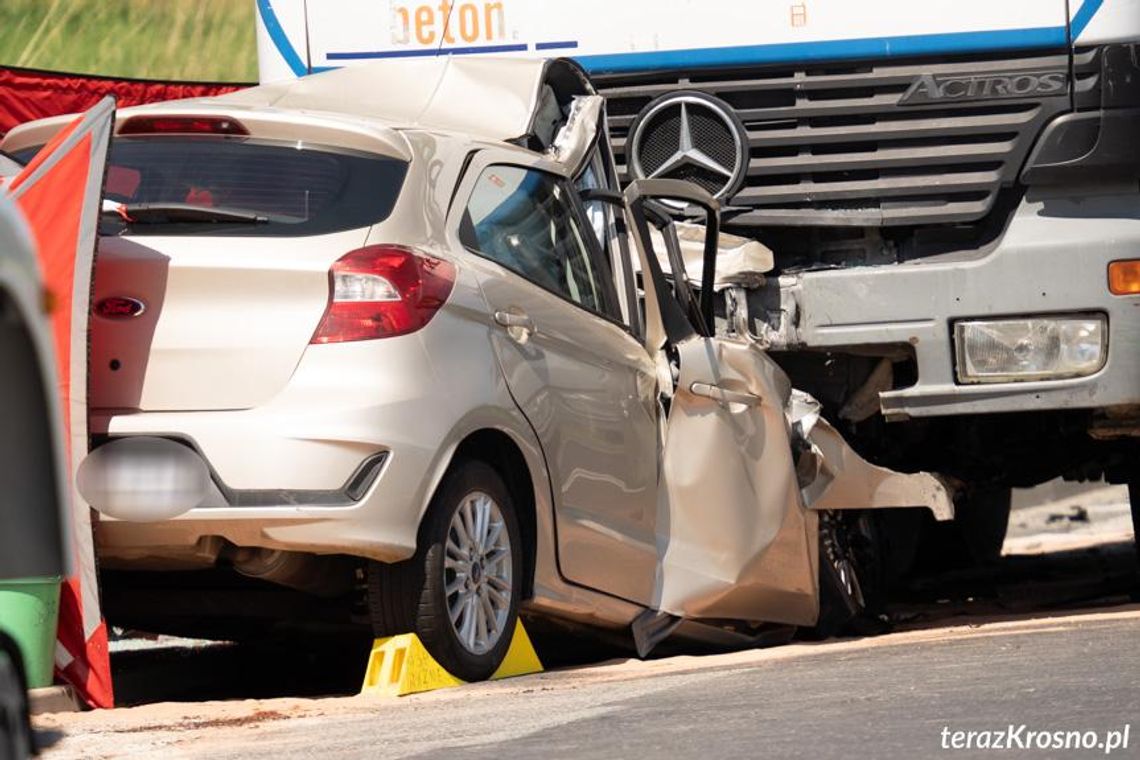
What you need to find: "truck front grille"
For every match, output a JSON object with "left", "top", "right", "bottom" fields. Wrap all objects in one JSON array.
[{"left": 594, "top": 49, "right": 1076, "bottom": 228}]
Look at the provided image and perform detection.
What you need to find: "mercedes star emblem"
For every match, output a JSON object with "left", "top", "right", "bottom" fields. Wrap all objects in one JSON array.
[{"left": 628, "top": 92, "right": 748, "bottom": 201}]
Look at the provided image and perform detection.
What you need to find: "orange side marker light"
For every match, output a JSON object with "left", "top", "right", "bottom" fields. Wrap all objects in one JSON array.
[{"left": 1108, "top": 260, "right": 1140, "bottom": 295}]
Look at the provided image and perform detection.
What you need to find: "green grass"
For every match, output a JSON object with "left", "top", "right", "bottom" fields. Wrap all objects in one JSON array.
[{"left": 0, "top": 0, "right": 256, "bottom": 82}]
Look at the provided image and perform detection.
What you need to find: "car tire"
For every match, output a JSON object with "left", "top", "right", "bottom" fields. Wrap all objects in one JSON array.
[
  {"left": 814, "top": 511, "right": 888, "bottom": 638},
  {"left": 368, "top": 460, "right": 522, "bottom": 682},
  {"left": 0, "top": 647, "right": 31, "bottom": 760}
]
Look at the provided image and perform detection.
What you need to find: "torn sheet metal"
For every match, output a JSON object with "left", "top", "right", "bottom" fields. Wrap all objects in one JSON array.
[
  {"left": 160, "top": 57, "right": 591, "bottom": 146},
  {"left": 800, "top": 417, "right": 955, "bottom": 521},
  {"left": 790, "top": 390, "right": 954, "bottom": 521},
  {"left": 651, "top": 337, "right": 951, "bottom": 625},
  {"left": 641, "top": 222, "right": 774, "bottom": 290},
  {"left": 625, "top": 176, "right": 952, "bottom": 626},
  {"left": 624, "top": 180, "right": 820, "bottom": 628},
  {"left": 544, "top": 95, "right": 603, "bottom": 176},
  {"left": 653, "top": 337, "right": 818, "bottom": 625}
]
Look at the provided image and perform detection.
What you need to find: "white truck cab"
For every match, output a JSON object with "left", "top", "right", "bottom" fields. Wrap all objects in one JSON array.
[{"left": 258, "top": 0, "right": 1140, "bottom": 565}]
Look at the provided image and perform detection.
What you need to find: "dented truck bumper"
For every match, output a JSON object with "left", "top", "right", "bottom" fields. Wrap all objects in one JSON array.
[{"left": 753, "top": 192, "right": 1140, "bottom": 421}]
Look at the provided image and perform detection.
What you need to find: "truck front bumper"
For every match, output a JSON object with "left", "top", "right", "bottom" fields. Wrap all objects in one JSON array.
[{"left": 767, "top": 191, "right": 1140, "bottom": 420}]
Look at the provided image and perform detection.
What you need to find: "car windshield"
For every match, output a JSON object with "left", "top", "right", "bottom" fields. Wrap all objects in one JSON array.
[{"left": 55, "top": 135, "right": 407, "bottom": 237}]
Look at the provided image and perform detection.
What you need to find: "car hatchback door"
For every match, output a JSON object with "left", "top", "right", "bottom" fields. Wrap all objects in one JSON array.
[{"left": 450, "top": 153, "right": 662, "bottom": 603}]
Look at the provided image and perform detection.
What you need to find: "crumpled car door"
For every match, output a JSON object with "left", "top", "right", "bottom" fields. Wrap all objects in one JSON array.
[
  {"left": 624, "top": 179, "right": 818, "bottom": 624},
  {"left": 653, "top": 334, "right": 821, "bottom": 623},
  {"left": 624, "top": 179, "right": 952, "bottom": 625}
]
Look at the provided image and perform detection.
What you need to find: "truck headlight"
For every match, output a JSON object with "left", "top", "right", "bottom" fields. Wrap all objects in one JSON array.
[{"left": 954, "top": 315, "right": 1106, "bottom": 383}]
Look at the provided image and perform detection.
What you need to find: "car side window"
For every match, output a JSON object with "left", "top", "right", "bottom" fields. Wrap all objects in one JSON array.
[
  {"left": 574, "top": 159, "right": 608, "bottom": 252},
  {"left": 460, "top": 164, "right": 621, "bottom": 321}
]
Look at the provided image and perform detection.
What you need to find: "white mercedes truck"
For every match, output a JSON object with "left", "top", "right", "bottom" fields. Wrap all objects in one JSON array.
[{"left": 256, "top": 0, "right": 1140, "bottom": 568}]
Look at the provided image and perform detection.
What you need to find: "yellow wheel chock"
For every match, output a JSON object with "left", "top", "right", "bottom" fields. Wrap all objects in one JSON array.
[{"left": 360, "top": 620, "right": 543, "bottom": 697}]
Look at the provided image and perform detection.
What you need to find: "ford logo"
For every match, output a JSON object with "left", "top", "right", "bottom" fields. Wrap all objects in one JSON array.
[{"left": 95, "top": 296, "right": 146, "bottom": 319}]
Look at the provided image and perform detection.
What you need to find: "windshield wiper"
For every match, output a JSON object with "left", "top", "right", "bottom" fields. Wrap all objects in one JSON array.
[{"left": 102, "top": 202, "right": 270, "bottom": 224}]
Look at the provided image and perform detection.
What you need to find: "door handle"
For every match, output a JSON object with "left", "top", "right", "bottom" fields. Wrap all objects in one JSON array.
[
  {"left": 689, "top": 382, "right": 762, "bottom": 407},
  {"left": 494, "top": 311, "right": 534, "bottom": 330},
  {"left": 493, "top": 310, "right": 535, "bottom": 342}
]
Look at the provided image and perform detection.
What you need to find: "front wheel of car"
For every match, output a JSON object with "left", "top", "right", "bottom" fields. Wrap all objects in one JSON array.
[
  {"left": 368, "top": 460, "right": 522, "bottom": 682},
  {"left": 814, "top": 511, "right": 888, "bottom": 638}
]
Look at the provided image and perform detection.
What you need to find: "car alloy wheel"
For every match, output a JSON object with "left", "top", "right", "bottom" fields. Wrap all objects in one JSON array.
[
  {"left": 821, "top": 510, "right": 866, "bottom": 611},
  {"left": 444, "top": 490, "right": 513, "bottom": 656},
  {"left": 368, "top": 460, "right": 522, "bottom": 682},
  {"left": 815, "top": 511, "right": 888, "bottom": 637}
]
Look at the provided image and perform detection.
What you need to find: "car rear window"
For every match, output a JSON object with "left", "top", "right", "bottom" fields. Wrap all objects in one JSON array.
[{"left": 20, "top": 136, "right": 407, "bottom": 237}]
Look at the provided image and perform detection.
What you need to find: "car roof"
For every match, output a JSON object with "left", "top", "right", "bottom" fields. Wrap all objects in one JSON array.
[
  {"left": 2, "top": 57, "right": 593, "bottom": 166},
  {"left": 136, "top": 56, "right": 590, "bottom": 144}
]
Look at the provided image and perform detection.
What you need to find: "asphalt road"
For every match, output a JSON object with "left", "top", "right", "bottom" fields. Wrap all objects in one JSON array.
[
  {"left": 455, "top": 616, "right": 1138, "bottom": 760},
  {"left": 34, "top": 494, "right": 1140, "bottom": 760},
  {"left": 417, "top": 614, "right": 1140, "bottom": 760},
  {"left": 38, "top": 606, "right": 1140, "bottom": 759}
]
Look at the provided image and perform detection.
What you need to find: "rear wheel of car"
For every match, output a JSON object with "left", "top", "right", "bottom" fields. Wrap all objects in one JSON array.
[{"left": 368, "top": 460, "right": 522, "bottom": 682}]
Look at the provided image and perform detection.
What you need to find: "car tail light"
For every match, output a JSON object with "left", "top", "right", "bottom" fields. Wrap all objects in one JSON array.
[
  {"left": 310, "top": 246, "right": 456, "bottom": 344},
  {"left": 118, "top": 115, "right": 249, "bottom": 136}
]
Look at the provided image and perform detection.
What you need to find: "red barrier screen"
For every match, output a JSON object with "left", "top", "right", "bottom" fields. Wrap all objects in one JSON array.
[{"left": 1, "top": 65, "right": 250, "bottom": 137}]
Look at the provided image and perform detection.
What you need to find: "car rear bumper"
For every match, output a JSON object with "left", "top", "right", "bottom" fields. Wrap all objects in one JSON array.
[
  {"left": 90, "top": 309, "right": 516, "bottom": 566},
  {"left": 92, "top": 404, "right": 440, "bottom": 568},
  {"left": 771, "top": 191, "right": 1140, "bottom": 420},
  {"left": 92, "top": 439, "right": 427, "bottom": 567}
]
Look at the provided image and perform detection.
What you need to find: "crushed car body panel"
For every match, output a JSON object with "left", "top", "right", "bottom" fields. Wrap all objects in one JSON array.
[
  {"left": 624, "top": 177, "right": 952, "bottom": 624},
  {"left": 794, "top": 391, "right": 955, "bottom": 521},
  {"left": 654, "top": 335, "right": 818, "bottom": 624},
  {"left": 180, "top": 56, "right": 593, "bottom": 147}
]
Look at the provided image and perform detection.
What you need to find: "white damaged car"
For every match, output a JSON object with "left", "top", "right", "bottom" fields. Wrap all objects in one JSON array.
[{"left": 2, "top": 58, "right": 952, "bottom": 679}]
